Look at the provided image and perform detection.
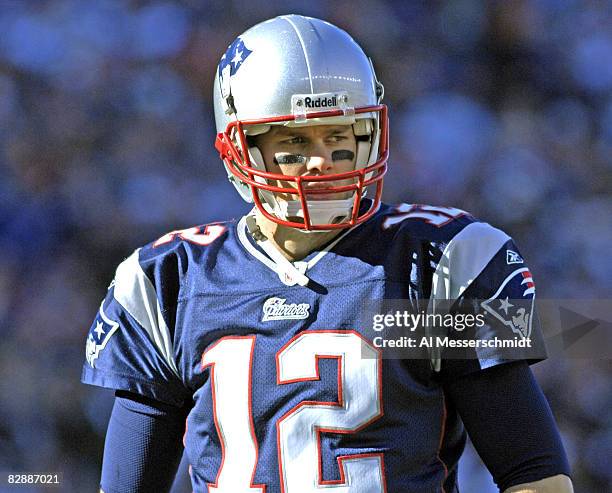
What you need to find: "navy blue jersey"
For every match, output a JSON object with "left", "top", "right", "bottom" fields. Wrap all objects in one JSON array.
[{"left": 82, "top": 202, "right": 544, "bottom": 493}]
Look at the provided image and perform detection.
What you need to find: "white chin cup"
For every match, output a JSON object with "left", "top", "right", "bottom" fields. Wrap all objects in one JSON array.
[{"left": 263, "top": 197, "right": 354, "bottom": 229}]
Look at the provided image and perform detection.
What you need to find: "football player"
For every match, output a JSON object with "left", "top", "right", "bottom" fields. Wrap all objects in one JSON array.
[{"left": 82, "top": 15, "right": 573, "bottom": 493}]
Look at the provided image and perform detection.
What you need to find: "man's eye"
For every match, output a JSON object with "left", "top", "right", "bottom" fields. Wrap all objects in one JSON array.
[{"left": 283, "top": 137, "right": 306, "bottom": 145}]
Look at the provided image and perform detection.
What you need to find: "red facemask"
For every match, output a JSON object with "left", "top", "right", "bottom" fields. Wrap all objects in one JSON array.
[{"left": 215, "top": 105, "right": 388, "bottom": 231}]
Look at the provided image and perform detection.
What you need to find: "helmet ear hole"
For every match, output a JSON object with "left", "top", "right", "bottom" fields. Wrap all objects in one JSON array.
[{"left": 246, "top": 135, "right": 258, "bottom": 149}]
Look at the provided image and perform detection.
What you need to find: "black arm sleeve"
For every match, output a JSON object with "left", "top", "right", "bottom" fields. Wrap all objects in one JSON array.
[
  {"left": 100, "top": 390, "right": 190, "bottom": 493},
  {"left": 443, "top": 361, "right": 571, "bottom": 492}
]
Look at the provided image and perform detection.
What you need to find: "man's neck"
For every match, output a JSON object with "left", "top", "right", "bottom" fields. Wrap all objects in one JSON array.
[{"left": 253, "top": 210, "right": 343, "bottom": 261}]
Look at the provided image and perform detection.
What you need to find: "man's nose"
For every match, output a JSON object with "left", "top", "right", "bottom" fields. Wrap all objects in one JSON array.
[{"left": 305, "top": 143, "right": 333, "bottom": 173}]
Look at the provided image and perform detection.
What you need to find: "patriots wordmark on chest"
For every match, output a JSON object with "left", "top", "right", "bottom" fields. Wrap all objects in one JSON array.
[{"left": 262, "top": 297, "right": 310, "bottom": 322}]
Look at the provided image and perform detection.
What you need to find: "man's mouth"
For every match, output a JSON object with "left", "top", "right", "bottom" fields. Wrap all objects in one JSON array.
[{"left": 303, "top": 183, "right": 347, "bottom": 200}]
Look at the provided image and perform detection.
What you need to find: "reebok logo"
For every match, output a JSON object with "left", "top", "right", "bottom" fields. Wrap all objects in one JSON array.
[{"left": 506, "top": 250, "right": 524, "bottom": 265}]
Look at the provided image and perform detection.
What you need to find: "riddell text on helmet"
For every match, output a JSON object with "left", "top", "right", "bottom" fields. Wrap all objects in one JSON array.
[{"left": 304, "top": 95, "right": 338, "bottom": 108}]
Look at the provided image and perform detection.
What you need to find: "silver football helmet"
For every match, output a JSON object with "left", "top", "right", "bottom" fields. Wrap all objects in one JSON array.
[{"left": 214, "top": 14, "right": 388, "bottom": 231}]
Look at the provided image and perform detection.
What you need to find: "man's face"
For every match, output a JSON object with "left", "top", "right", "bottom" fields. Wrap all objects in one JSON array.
[{"left": 255, "top": 124, "right": 357, "bottom": 201}]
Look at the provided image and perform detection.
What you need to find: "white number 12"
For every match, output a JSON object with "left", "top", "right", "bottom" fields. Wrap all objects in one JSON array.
[{"left": 202, "top": 331, "right": 385, "bottom": 493}]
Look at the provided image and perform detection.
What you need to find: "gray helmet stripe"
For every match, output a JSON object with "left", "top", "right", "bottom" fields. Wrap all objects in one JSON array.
[{"left": 281, "top": 15, "right": 314, "bottom": 94}]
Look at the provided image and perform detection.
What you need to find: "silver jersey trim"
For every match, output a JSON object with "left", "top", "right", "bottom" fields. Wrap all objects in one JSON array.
[
  {"left": 113, "top": 250, "right": 180, "bottom": 376},
  {"left": 428, "top": 222, "right": 511, "bottom": 370}
]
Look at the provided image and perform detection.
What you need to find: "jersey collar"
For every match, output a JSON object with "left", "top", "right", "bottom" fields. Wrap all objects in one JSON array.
[{"left": 236, "top": 211, "right": 364, "bottom": 287}]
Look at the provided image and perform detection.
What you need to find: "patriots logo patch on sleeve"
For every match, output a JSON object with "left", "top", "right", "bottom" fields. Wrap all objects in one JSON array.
[
  {"left": 480, "top": 268, "right": 536, "bottom": 338},
  {"left": 86, "top": 301, "right": 120, "bottom": 368}
]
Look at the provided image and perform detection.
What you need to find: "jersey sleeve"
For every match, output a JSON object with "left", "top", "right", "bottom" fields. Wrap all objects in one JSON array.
[
  {"left": 428, "top": 222, "right": 547, "bottom": 378},
  {"left": 81, "top": 247, "right": 190, "bottom": 406}
]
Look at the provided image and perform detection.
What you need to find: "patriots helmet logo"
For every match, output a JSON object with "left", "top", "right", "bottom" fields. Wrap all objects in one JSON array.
[
  {"left": 86, "top": 301, "right": 119, "bottom": 368},
  {"left": 481, "top": 268, "right": 536, "bottom": 338},
  {"left": 218, "top": 37, "right": 252, "bottom": 98}
]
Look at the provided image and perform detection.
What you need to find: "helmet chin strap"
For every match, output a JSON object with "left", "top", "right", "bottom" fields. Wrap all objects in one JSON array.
[{"left": 245, "top": 214, "right": 310, "bottom": 286}]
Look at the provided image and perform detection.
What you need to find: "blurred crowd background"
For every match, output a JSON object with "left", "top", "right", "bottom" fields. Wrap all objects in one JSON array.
[{"left": 0, "top": 0, "right": 611, "bottom": 491}]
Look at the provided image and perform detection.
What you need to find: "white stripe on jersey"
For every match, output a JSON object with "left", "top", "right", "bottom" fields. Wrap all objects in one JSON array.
[
  {"left": 432, "top": 221, "right": 511, "bottom": 300},
  {"left": 428, "top": 222, "right": 511, "bottom": 371},
  {"left": 113, "top": 249, "right": 180, "bottom": 377}
]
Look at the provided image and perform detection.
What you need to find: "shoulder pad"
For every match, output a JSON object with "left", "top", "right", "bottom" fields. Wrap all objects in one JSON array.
[
  {"left": 151, "top": 223, "right": 229, "bottom": 249},
  {"left": 381, "top": 203, "right": 476, "bottom": 242},
  {"left": 111, "top": 249, "right": 179, "bottom": 375},
  {"left": 431, "top": 221, "right": 511, "bottom": 300},
  {"left": 137, "top": 221, "right": 232, "bottom": 261}
]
